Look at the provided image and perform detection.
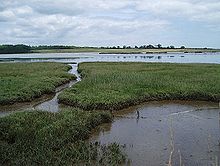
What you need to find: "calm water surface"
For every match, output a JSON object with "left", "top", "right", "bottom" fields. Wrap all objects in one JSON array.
[{"left": 90, "top": 101, "right": 220, "bottom": 166}]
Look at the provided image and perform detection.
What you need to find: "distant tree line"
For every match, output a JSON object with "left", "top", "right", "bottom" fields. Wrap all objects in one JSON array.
[
  {"left": 31, "top": 45, "right": 77, "bottom": 50},
  {"left": 100, "top": 44, "right": 186, "bottom": 49},
  {"left": 0, "top": 44, "right": 211, "bottom": 54},
  {"left": 0, "top": 44, "right": 32, "bottom": 54},
  {"left": 0, "top": 45, "right": 80, "bottom": 54}
]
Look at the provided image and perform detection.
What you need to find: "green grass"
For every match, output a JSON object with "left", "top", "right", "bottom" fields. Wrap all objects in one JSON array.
[
  {"left": 32, "top": 48, "right": 220, "bottom": 54},
  {"left": 0, "top": 62, "right": 76, "bottom": 105},
  {"left": 0, "top": 109, "right": 126, "bottom": 165},
  {"left": 58, "top": 62, "right": 220, "bottom": 110}
]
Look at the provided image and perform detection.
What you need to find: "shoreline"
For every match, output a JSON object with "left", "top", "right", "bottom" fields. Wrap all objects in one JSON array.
[
  {"left": 1, "top": 48, "right": 219, "bottom": 55},
  {"left": 59, "top": 97, "right": 220, "bottom": 111}
]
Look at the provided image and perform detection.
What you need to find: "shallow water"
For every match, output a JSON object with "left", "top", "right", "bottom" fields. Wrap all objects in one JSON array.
[
  {"left": 90, "top": 101, "right": 220, "bottom": 166},
  {"left": 1, "top": 52, "right": 220, "bottom": 64}
]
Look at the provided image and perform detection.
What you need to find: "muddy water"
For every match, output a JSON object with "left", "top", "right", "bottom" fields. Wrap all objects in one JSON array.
[{"left": 90, "top": 101, "right": 220, "bottom": 166}]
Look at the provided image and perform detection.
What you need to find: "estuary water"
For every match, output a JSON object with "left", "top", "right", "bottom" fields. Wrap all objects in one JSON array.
[{"left": 1, "top": 52, "right": 220, "bottom": 64}]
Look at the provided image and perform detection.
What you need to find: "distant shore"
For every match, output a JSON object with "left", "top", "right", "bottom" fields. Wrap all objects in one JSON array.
[
  {"left": 1, "top": 44, "right": 220, "bottom": 54},
  {"left": 33, "top": 48, "right": 220, "bottom": 54}
]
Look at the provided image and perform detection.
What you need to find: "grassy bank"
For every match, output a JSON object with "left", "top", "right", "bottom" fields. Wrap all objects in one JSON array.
[
  {"left": 0, "top": 62, "right": 76, "bottom": 105},
  {"left": 58, "top": 62, "right": 220, "bottom": 110},
  {"left": 33, "top": 48, "right": 220, "bottom": 54},
  {"left": 0, "top": 109, "right": 126, "bottom": 165}
]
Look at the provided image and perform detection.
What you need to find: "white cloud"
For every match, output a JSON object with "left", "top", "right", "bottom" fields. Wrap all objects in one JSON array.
[
  {"left": 0, "top": 0, "right": 219, "bottom": 47},
  {"left": 135, "top": 0, "right": 220, "bottom": 23},
  {"left": 0, "top": 10, "right": 15, "bottom": 21}
]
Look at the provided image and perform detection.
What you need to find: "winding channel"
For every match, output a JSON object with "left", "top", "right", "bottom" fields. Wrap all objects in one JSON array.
[
  {"left": 0, "top": 63, "right": 80, "bottom": 116},
  {"left": 0, "top": 52, "right": 220, "bottom": 165}
]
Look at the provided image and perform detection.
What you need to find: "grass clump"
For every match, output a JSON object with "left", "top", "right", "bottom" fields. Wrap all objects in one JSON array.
[
  {"left": 0, "top": 109, "right": 126, "bottom": 165},
  {"left": 58, "top": 62, "right": 220, "bottom": 110},
  {"left": 0, "top": 62, "right": 76, "bottom": 105}
]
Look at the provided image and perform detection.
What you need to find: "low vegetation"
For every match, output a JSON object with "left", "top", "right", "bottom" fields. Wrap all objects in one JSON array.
[
  {"left": 0, "top": 62, "right": 75, "bottom": 105},
  {"left": 0, "top": 109, "right": 126, "bottom": 165},
  {"left": 59, "top": 62, "right": 220, "bottom": 110}
]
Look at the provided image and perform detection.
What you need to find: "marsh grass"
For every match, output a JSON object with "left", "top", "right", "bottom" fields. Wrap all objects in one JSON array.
[
  {"left": 0, "top": 109, "right": 126, "bottom": 165},
  {"left": 59, "top": 62, "right": 220, "bottom": 110},
  {"left": 0, "top": 62, "right": 76, "bottom": 105}
]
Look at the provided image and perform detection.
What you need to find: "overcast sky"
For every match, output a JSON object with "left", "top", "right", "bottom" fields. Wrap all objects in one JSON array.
[{"left": 0, "top": 0, "right": 220, "bottom": 48}]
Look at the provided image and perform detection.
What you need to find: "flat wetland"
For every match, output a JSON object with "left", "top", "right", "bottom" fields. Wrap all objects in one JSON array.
[
  {"left": 59, "top": 62, "right": 220, "bottom": 110},
  {"left": 0, "top": 53, "right": 220, "bottom": 165},
  {"left": 0, "top": 62, "right": 75, "bottom": 105}
]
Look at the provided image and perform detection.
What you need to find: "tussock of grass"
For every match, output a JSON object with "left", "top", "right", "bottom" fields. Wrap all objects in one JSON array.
[
  {"left": 59, "top": 62, "right": 220, "bottom": 110},
  {"left": 0, "top": 109, "right": 126, "bottom": 165},
  {"left": 0, "top": 62, "right": 76, "bottom": 105}
]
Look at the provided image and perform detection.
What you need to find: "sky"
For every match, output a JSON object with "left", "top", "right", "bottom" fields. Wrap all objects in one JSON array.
[{"left": 0, "top": 0, "right": 220, "bottom": 48}]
